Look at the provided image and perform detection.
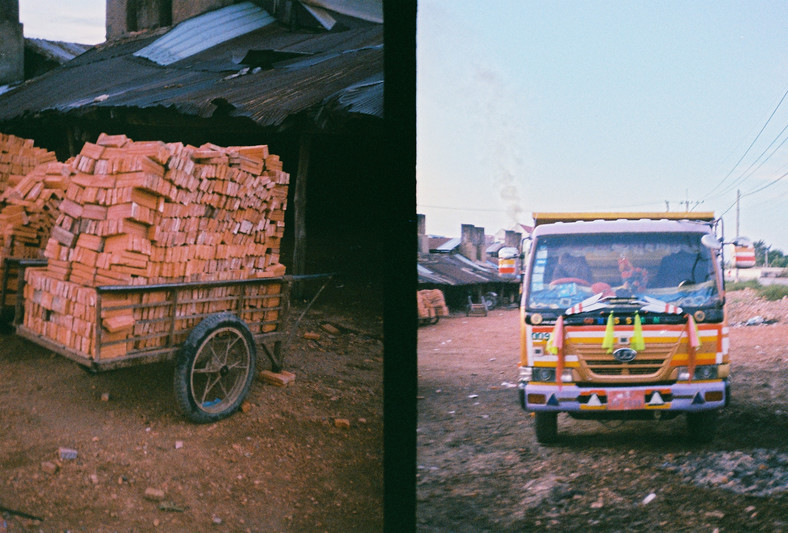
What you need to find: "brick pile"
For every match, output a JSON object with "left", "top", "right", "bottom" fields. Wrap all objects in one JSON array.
[
  {"left": 0, "top": 134, "right": 62, "bottom": 307},
  {"left": 23, "top": 133, "right": 289, "bottom": 359},
  {"left": 0, "top": 133, "right": 58, "bottom": 195},
  {"left": 417, "top": 289, "right": 450, "bottom": 321},
  {"left": 0, "top": 161, "right": 73, "bottom": 260}
]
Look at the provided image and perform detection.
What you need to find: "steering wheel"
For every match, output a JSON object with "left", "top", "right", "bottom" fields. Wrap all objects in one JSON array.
[{"left": 549, "top": 277, "right": 591, "bottom": 287}]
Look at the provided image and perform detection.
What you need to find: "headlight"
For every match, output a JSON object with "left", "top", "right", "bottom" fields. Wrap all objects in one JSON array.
[
  {"left": 694, "top": 365, "right": 718, "bottom": 380},
  {"left": 677, "top": 365, "right": 718, "bottom": 381},
  {"left": 533, "top": 367, "right": 555, "bottom": 382}
]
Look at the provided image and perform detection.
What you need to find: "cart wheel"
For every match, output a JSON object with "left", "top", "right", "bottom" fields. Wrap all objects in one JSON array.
[{"left": 174, "top": 313, "right": 256, "bottom": 423}]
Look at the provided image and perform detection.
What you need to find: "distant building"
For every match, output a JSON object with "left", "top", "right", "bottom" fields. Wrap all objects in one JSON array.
[
  {"left": 417, "top": 215, "right": 523, "bottom": 311},
  {"left": 0, "top": 0, "right": 89, "bottom": 90}
]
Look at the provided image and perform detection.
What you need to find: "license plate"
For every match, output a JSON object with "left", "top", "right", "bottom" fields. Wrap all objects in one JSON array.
[{"left": 607, "top": 390, "right": 645, "bottom": 410}]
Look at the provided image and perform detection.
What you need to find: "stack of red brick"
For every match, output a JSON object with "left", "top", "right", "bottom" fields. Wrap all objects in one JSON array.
[
  {"left": 0, "top": 134, "right": 63, "bottom": 306},
  {"left": 23, "top": 133, "right": 289, "bottom": 359}
]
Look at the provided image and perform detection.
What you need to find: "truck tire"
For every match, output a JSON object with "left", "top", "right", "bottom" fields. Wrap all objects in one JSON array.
[
  {"left": 174, "top": 313, "right": 256, "bottom": 424},
  {"left": 535, "top": 412, "right": 558, "bottom": 444},
  {"left": 686, "top": 411, "right": 717, "bottom": 443}
]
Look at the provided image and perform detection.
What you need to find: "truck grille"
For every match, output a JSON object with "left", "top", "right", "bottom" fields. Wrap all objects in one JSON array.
[{"left": 572, "top": 342, "right": 675, "bottom": 382}]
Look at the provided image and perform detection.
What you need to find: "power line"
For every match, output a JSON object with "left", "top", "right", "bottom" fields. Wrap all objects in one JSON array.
[
  {"left": 707, "top": 121, "right": 788, "bottom": 200},
  {"left": 418, "top": 204, "right": 508, "bottom": 213},
  {"left": 704, "top": 85, "right": 788, "bottom": 198},
  {"left": 741, "top": 170, "right": 788, "bottom": 197}
]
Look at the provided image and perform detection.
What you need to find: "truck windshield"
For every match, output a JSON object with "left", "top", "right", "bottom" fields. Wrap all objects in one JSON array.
[{"left": 527, "top": 232, "right": 720, "bottom": 311}]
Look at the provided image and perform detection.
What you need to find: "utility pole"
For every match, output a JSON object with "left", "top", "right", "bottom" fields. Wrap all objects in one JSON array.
[
  {"left": 735, "top": 189, "right": 741, "bottom": 282},
  {"left": 735, "top": 189, "right": 740, "bottom": 239}
]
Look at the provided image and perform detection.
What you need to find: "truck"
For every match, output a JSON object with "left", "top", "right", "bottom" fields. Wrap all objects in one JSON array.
[{"left": 518, "top": 212, "right": 734, "bottom": 443}]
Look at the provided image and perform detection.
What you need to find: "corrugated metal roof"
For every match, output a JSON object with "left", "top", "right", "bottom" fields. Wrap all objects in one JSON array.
[
  {"left": 134, "top": 2, "right": 276, "bottom": 66},
  {"left": 0, "top": 11, "right": 382, "bottom": 129},
  {"left": 300, "top": 3, "right": 337, "bottom": 30},
  {"left": 26, "top": 38, "right": 90, "bottom": 64},
  {"left": 417, "top": 264, "right": 451, "bottom": 285},
  {"left": 435, "top": 238, "right": 460, "bottom": 253},
  {"left": 305, "top": 0, "right": 383, "bottom": 24},
  {"left": 486, "top": 242, "right": 505, "bottom": 255},
  {"left": 418, "top": 254, "right": 515, "bottom": 286}
]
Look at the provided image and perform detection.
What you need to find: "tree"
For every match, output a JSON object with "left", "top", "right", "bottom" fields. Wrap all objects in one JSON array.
[{"left": 753, "top": 240, "right": 786, "bottom": 267}]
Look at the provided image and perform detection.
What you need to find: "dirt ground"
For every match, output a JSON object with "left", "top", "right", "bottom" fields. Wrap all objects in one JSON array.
[
  {"left": 0, "top": 285, "right": 383, "bottom": 532},
  {"left": 417, "top": 289, "right": 788, "bottom": 532}
]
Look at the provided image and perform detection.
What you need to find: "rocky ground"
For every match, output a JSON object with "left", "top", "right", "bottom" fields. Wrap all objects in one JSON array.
[
  {"left": 417, "top": 289, "right": 788, "bottom": 532},
  {"left": 0, "top": 284, "right": 383, "bottom": 532}
]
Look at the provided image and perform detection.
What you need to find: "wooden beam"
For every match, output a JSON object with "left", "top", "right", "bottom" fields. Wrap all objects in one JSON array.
[{"left": 292, "top": 133, "right": 311, "bottom": 298}]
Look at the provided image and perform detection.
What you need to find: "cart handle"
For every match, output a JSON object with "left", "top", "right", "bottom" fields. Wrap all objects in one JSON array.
[{"left": 285, "top": 273, "right": 335, "bottom": 350}]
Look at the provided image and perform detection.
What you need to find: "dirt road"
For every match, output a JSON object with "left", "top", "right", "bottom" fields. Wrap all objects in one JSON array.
[
  {"left": 417, "top": 290, "right": 788, "bottom": 532},
  {"left": 0, "top": 295, "right": 383, "bottom": 532}
]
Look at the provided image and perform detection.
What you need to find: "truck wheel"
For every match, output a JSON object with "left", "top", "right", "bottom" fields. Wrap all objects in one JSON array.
[
  {"left": 535, "top": 412, "right": 558, "bottom": 444},
  {"left": 174, "top": 313, "right": 256, "bottom": 423},
  {"left": 686, "top": 411, "right": 717, "bottom": 443}
]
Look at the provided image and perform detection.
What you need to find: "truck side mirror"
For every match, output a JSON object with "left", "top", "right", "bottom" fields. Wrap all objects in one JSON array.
[
  {"left": 732, "top": 236, "right": 752, "bottom": 248},
  {"left": 701, "top": 234, "right": 722, "bottom": 250}
]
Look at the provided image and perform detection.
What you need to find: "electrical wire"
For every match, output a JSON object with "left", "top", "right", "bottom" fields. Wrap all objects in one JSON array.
[
  {"left": 703, "top": 85, "right": 788, "bottom": 198},
  {"left": 741, "top": 170, "right": 788, "bottom": 197},
  {"left": 418, "top": 204, "right": 508, "bottom": 213},
  {"left": 707, "top": 122, "right": 788, "bottom": 200}
]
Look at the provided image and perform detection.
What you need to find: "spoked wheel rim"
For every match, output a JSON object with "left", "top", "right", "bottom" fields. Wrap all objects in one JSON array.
[{"left": 190, "top": 326, "right": 253, "bottom": 414}]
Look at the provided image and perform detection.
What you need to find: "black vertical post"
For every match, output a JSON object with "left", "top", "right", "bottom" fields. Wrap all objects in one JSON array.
[{"left": 383, "top": 2, "right": 416, "bottom": 531}]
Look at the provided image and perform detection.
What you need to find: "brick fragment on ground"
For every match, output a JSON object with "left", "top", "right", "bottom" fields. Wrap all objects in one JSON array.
[
  {"left": 321, "top": 323, "right": 341, "bottom": 335},
  {"left": 144, "top": 487, "right": 166, "bottom": 501},
  {"left": 258, "top": 369, "right": 295, "bottom": 387}
]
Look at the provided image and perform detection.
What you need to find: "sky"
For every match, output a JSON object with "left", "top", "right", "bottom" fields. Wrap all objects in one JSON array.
[
  {"left": 15, "top": 1, "right": 788, "bottom": 250},
  {"left": 417, "top": 1, "right": 788, "bottom": 251},
  {"left": 19, "top": 0, "right": 105, "bottom": 44}
]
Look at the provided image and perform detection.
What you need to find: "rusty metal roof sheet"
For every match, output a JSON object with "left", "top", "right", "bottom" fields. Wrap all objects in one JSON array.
[
  {"left": 134, "top": 2, "right": 276, "bottom": 66},
  {"left": 418, "top": 254, "right": 512, "bottom": 286},
  {"left": 0, "top": 8, "right": 382, "bottom": 129}
]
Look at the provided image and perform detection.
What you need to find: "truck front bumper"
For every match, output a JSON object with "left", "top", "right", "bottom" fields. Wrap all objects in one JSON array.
[{"left": 519, "top": 380, "right": 727, "bottom": 413}]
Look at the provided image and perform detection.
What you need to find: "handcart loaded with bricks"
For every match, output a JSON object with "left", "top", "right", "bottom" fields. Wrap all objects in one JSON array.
[{"left": 0, "top": 133, "right": 328, "bottom": 423}]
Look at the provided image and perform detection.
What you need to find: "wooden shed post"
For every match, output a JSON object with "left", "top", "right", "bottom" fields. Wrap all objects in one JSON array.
[{"left": 292, "top": 133, "right": 312, "bottom": 299}]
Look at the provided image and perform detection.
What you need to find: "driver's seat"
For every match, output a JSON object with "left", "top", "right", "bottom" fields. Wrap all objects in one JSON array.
[
  {"left": 551, "top": 254, "right": 592, "bottom": 282},
  {"left": 654, "top": 251, "right": 700, "bottom": 287}
]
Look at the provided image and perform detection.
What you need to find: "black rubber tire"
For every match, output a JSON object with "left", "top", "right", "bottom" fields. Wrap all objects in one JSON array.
[
  {"left": 483, "top": 292, "right": 498, "bottom": 310},
  {"left": 534, "top": 412, "right": 558, "bottom": 444},
  {"left": 686, "top": 411, "right": 717, "bottom": 443},
  {"left": 174, "top": 313, "right": 256, "bottom": 424}
]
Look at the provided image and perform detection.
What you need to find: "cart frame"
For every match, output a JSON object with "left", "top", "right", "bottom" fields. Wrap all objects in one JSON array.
[{"left": 3, "top": 257, "right": 331, "bottom": 422}]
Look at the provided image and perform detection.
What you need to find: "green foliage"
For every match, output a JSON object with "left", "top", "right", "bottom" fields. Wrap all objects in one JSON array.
[
  {"left": 756, "top": 284, "right": 788, "bottom": 301},
  {"left": 725, "top": 280, "right": 761, "bottom": 291},
  {"left": 752, "top": 240, "right": 787, "bottom": 267}
]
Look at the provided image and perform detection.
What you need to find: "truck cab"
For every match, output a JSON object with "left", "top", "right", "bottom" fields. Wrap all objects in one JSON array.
[{"left": 518, "top": 212, "right": 729, "bottom": 443}]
